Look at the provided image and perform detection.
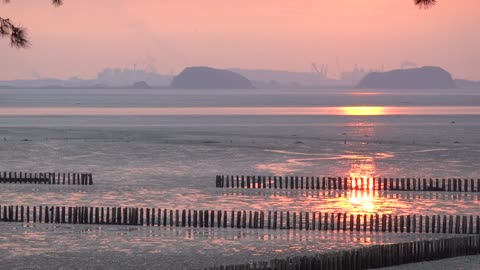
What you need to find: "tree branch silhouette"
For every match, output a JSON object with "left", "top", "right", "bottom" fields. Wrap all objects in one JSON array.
[
  {"left": 415, "top": 0, "right": 437, "bottom": 9},
  {"left": 1, "top": 0, "right": 62, "bottom": 48}
]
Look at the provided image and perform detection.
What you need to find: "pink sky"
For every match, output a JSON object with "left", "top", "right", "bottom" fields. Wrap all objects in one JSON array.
[{"left": 1, "top": 0, "right": 479, "bottom": 80}]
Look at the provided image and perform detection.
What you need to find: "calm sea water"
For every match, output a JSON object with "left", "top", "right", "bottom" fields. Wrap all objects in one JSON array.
[{"left": 0, "top": 88, "right": 479, "bottom": 269}]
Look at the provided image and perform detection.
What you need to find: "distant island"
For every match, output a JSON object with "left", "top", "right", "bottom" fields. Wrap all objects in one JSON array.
[
  {"left": 1, "top": 65, "right": 478, "bottom": 90},
  {"left": 356, "top": 66, "right": 456, "bottom": 89},
  {"left": 131, "top": 81, "right": 151, "bottom": 89},
  {"left": 455, "top": 79, "right": 480, "bottom": 89},
  {"left": 171, "top": 67, "right": 255, "bottom": 89}
]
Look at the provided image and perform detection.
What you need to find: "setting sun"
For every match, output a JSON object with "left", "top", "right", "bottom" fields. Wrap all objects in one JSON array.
[{"left": 341, "top": 106, "right": 386, "bottom": 116}]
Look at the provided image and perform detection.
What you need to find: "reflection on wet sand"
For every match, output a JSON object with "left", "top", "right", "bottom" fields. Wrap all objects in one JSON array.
[
  {"left": 1, "top": 120, "right": 478, "bottom": 220},
  {"left": 0, "top": 222, "right": 445, "bottom": 270},
  {"left": 255, "top": 152, "right": 409, "bottom": 215},
  {"left": 257, "top": 151, "right": 394, "bottom": 177},
  {"left": 256, "top": 119, "right": 411, "bottom": 215}
]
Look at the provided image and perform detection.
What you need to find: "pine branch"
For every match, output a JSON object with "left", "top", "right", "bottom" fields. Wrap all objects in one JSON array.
[
  {"left": 0, "top": 17, "right": 29, "bottom": 48},
  {"left": 415, "top": 0, "right": 437, "bottom": 9},
  {"left": 1, "top": 0, "right": 63, "bottom": 48},
  {"left": 3, "top": 0, "right": 63, "bottom": 5}
]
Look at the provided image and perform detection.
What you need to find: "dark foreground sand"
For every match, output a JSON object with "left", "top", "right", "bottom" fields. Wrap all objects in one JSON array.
[{"left": 379, "top": 255, "right": 480, "bottom": 270}]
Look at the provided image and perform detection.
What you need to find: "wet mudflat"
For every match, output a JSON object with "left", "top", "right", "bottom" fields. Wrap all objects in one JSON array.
[{"left": 0, "top": 88, "right": 479, "bottom": 269}]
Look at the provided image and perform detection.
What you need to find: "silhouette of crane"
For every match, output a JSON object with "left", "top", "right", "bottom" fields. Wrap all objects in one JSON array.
[{"left": 311, "top": 63, "right": 328, "bottom": 78}]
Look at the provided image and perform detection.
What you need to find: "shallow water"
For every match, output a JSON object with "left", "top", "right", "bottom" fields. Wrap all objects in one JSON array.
[
  {"left": 0, "top": 223, "right": 457, "bottom": 270},
  {"left": 0, "top": 88, "right": 479, "bottom": 268},
  {"left": 0, "top": 124, "right": 479, "bottom": 215}
]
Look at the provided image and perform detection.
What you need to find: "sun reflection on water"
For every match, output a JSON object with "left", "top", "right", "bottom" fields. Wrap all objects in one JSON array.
[
  {"left": 254, "top": 118, "right": 412, "bottom": 215},
  {"left": 348, "top": 159, "right": 376, "bottom": 190},
  {"left": 345, "top": 159, "right": 377, "bottom": 213},
  {"left": 341, "top": 106, "right": 386, "bottom": 116},
  {"left": 343, "top": 119, "right": 381, "bottom": 213}
]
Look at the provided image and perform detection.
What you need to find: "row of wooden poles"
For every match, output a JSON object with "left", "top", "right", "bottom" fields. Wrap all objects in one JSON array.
[
  {"left": 215, "top": 175, "right": 480, "bottom": 193},
  {"left": 197, "top": 235, "right": 480, "bottom": 270},
  {"left": 0, "top": 172, "right": 93, "bottom": 185},
  {"left": 1, "top": 205, "right": 479, "bottom": 235}
]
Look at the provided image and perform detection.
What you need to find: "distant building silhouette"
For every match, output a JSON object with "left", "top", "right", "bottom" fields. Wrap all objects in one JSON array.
[
  {"left": 340, "top": 65, "right": 371, "bottom": 85},
  {"left": 97, "top": 68, "right": 172, "bottom": 87}
]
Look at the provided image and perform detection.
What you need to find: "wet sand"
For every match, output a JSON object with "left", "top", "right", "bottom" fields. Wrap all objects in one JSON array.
[{"left": 0, "top": 223, "right": 453, "bottom": 270}]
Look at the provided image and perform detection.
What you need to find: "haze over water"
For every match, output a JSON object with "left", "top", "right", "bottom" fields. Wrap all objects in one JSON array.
[{"left": 1, "top": 88, "right": 480, "bottom": 118}]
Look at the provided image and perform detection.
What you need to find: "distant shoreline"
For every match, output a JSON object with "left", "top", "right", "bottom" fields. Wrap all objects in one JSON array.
[{"left": 0, "top": 84, "right": 351, "bottom": 90}]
